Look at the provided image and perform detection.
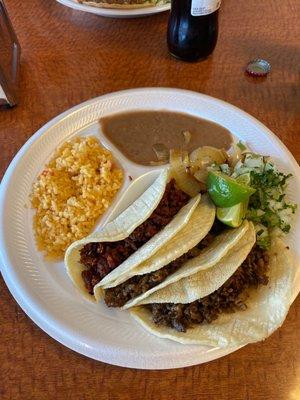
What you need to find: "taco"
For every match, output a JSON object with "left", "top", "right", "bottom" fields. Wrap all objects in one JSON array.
[
  {"left": 97, "top": 206, "right": 251, "bottom": 309},
  {"left": 65, "top": 169, "right": 200, "bottom": 300},
  {"left": 94, "top": 194, "right": 218, "bottom": 306},
  {"left": 131, "top": 223, "right": 295, "bottom": 347}
]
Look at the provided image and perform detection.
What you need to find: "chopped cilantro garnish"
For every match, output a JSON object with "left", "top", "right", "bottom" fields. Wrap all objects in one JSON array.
[
  {"left": 243, "top": 157, "right": 296, "bottom": 248},
  {"left": 255, "top": 227, "right": 271, "bottom": 249}
]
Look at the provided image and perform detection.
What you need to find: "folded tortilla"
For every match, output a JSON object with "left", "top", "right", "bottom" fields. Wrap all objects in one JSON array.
[
  {"left": 120, "top": 219, "right": 250, "bottom": 309},
  {"left": 135, "top": 222, "right": 256, "bottom": 305},
  {"left": 96, "top": 201, "right": 251, "bottom": 309},
  {"left": 65, "top": 169, "right": 200, "bottom": 300},
  {"left": 95, "top": 194, "right": 217, "bottom": 304},
  {"left": 98, "top": 194, "right": 215, "bottom": 288},
  {"left": 131, "top": 228, "right": 295, "bottom": 347}
]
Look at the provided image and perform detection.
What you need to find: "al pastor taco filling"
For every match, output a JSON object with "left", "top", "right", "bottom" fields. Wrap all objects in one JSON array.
[
  {"left": 103, "top": 221, "right": 225, "bottom": 307},
  {"left": 146, "top": 246, "right": 269, "bottom": 332},
  {"left": 80, "top": 179, "right": 190, "bottom": 294}
]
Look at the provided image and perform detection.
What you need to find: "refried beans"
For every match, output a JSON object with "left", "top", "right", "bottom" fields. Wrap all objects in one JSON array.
[{"left": 101, "top": 111, "right": 232, "bottom": 166}]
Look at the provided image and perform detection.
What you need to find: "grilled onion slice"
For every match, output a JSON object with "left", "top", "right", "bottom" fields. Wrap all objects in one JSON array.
[{"left": 170, "top": 149, "right": 201, "bottom": 197}]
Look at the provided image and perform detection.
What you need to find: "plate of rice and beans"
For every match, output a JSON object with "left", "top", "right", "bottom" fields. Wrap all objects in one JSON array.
[{"left": 0, "top": 88, "right": 299, "bottom": 369}]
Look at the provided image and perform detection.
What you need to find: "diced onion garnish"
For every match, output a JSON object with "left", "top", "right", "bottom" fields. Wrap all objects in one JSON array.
[
  {"left": 152, "top": 143, "right": 169, "bottom": 163},
  {"left": 169, "top": 149, "right": 201, "bottom": 197}
]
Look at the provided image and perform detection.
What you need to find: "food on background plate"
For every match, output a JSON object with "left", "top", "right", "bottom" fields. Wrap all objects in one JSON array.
[
  {"left": 77, "top": 0, "right": 169, "bottom": 9},
  {"left": 65, "top": 169, "right": 201, "bottom": 300},
  {"left": 31, "top": 136, "right": 123, "bottom": 259},
  {"left": 101, "top": 110, "right": 232, "bottom": 166}
]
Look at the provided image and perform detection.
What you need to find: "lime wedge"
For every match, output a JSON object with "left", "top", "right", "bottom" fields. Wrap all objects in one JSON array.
[
  {"left": 207, "top": 171, "right": 256, "bottom": 207},
  {"left": 217, "top": 202, "right": 248, "bottom": 228}
]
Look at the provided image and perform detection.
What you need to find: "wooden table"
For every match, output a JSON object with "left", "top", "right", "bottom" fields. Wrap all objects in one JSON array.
[{"left": 1, "top": 0, "right": 299, "bottom": 399}]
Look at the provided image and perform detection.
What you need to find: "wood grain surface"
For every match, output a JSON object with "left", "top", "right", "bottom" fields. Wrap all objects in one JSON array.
[{"left": 0, "top": 0, "right": 299, "bottom": 399}]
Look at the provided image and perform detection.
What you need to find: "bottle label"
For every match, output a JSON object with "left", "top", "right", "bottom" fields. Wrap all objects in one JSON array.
[{"left": 191, "top": 0, "right": 221, "bottom": 16}]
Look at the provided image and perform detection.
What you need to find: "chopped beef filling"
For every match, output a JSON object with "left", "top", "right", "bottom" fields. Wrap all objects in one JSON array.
[
  {"left": 103, "top": 222, "right": 223, "bottom": 308},
  {"left": 104, "top": 247, "right": 200, "bottom": 307},
  {"left": 147, "top": 246, "right": 269, "bottom": 332},
  {"left": 80, "top": 180, "right": 190, "bottom": 294}
]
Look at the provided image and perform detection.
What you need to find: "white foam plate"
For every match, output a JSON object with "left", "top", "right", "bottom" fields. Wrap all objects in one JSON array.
[
  {"left": 56, "top": 0, "right": 170, "bottom": 18},
  {"left": 1, "top": 88, "right": 299, "bottom": 369}
]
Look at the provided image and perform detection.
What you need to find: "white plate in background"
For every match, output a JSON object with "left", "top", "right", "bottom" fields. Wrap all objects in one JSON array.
[
  {"left": 56, "top": 0, "right": 170, "bottom": 18},
  {"left": 0, "top": 88, "right": 299, "bottom": 369}
]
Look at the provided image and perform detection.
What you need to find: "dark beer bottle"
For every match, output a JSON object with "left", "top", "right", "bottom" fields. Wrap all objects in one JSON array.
[{"left": 167, "top": 0, "right": 221, "bottom": 62}]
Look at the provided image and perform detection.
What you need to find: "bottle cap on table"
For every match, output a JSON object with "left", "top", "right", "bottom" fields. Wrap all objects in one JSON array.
[{"left": 245, "top": 59, "right": 271, "bottom": 77}]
